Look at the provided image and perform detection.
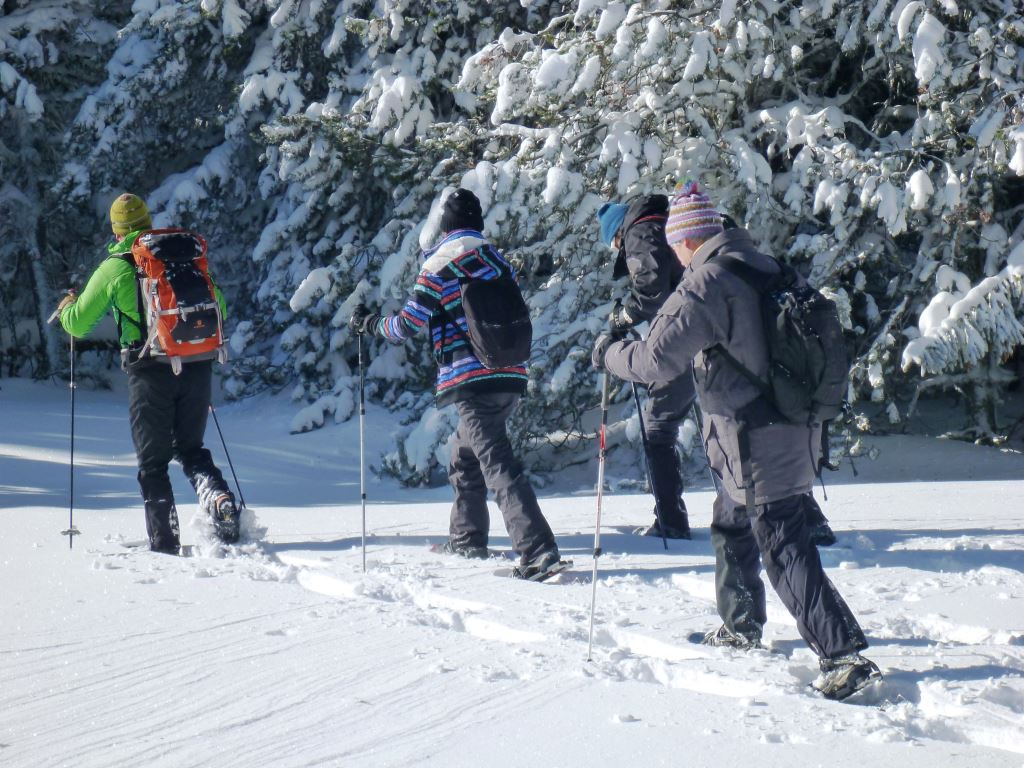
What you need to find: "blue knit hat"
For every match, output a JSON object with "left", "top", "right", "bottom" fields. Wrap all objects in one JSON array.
[{"left": 597, "top": 202, "right": 629, "bottom": 246}]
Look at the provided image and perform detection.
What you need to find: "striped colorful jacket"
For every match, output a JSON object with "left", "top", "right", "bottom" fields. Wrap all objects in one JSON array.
[{"left": 374, "top": 230, "right": 529, "bottom": 406}]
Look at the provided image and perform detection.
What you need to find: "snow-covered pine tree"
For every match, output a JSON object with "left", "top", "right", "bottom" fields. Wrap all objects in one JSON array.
[
  {"left": 889, "top": 2, "right": 1024, "bottom": 440},
  {"left": 47, "top": 0, "right": 288, "bottom": 378},
  {"left": 279, "top": 0, "right": 1024, "bottom": 479},
  {"left": 0, "top": 1, "right": 126, "bottom": 375},
  {"left": 456, "top": 0, "right": 1024, "bottom": 448},
  {"left": 6, "top": 0, "right": 1021, "bottom": 476},
  {"left": 244, "top": 1, "right": 568, "bottom": 484}
]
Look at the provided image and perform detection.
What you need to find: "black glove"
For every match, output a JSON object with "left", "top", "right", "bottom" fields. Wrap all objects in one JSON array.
[
  {"left": 592, "top": 332, "right": 616, "bottom": 370},
  {"left": 608, "top": 302, "right": 635, "bottom": 334},
  {"left": 349, "top": 304, "right": 380, "bottom": 335}
]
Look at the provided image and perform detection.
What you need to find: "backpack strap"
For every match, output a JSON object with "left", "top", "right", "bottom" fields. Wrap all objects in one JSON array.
[
  {"left": 735, "top": 420, "right": 757, "bottom": 514},
  {"left": 711, "top": 344, "right": 772, "bottom": 401},
  {"left": 113, "top": 251, "right": 147, "bottom": 341}
]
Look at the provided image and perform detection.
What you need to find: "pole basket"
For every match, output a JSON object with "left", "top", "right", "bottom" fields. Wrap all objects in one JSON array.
[{"left": 61, "top": 526, "right": 81, "bottom": 548}]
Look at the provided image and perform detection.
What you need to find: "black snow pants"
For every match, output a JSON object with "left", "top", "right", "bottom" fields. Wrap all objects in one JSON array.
[
  {"left": 127, "top": 360, "right": 230, "bottom": 549},
  {"left": 710, "top": 492, "right": 867, "bottom": 658},
  {"left": 448, "top": 392, "right": 557, "bottom": 565},
  {"left": 642, "top": 370, "right": 696, "bottom": 531}
]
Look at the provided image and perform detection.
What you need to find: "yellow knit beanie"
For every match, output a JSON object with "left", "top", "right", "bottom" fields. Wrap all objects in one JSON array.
[{"left": 109, "top": 193, "right": 152, "bottom": 236}]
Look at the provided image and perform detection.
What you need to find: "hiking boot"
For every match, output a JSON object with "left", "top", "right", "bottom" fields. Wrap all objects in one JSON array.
[
  {"left": 145, "top": 497, "right": 180, "bottom": 554},
  {"left": 813, "top": 653, "right": 882, "bottom": 701},
  {"left": 212, "top": 494, "right": 241, "bottom": 544},
  {"left": 701, "top": 624, "right": 763, "bottom": 650},
  {"left": 150, "top": 536, "right": 181, "bottom": 555},
  {"left": 510, "top": 549, "right": 562, "bottom": 580},
  {"left": 634, "top": 519, "right": 691, "bottom": 540},
  {"left": 809, "top": 522, "right": 837, "bottom": 547},
  {"left": 440, "top": 539, "right": 490, "bottom": 560}
]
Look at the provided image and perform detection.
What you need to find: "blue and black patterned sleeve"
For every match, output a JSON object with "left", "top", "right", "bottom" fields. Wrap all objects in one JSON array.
[{"left": 375, "top": 269, "right": 444, "bottom": 341}]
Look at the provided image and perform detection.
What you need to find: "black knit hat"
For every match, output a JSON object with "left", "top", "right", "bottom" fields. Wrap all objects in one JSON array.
[{"left": 440, "top": 188, "right": 484, "bottom": 234}]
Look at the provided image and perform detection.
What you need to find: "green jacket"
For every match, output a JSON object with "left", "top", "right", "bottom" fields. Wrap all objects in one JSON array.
[{"left": 60, "top": 230, "right": 227, "bottom": 348}]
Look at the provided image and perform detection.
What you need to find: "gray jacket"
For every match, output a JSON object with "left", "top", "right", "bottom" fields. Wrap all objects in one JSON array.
[{"left": 603, "top": 229, "right": 820, "bottom": 506}]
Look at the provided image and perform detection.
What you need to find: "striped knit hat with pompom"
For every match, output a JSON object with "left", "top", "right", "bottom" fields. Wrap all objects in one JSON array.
[{"left": 665, "top": 180, "right": 724, "bottom": 245}]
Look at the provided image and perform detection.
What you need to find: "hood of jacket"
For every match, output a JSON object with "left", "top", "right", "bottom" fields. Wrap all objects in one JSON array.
[{"left": 612, "top": 194, "right": 669, "bottom": 279}]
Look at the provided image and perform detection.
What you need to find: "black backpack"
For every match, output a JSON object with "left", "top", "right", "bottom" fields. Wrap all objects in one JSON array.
[
  {"left": 711, "top": 255, "right": 848, "bottom": 427},
  {"left": 459, "top": 276, "right": 533, "bottom": 369}
]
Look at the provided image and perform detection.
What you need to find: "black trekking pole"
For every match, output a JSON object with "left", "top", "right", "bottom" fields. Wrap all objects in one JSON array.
[
  {"left": 358, "top": 331, "right": 367, "bottom": 573},
  {"left": 624, "top": 326, "right": 668, "bottom": 550},
  {"left": 630, "top": 382, "right": 669, "bottom": 550},
  {"left": 208, "top": 403, "right": 247, "bottom": 510},
  {"left": 690, "top": 400, "right": 721, "bottom": 495},
  {"left": 586, "top": 369, "right": 612, "bottom": 662},
  {"left": 48, "top": 305, "right": 80, "bottom": 548},
  {"left": 63, "top": 335, "right": 81, "bottom": 548}
]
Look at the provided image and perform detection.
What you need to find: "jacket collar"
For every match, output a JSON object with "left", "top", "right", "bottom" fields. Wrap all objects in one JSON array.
[
  {"left": 107, "top": 229, "right": 145, "bottom": 257},
  {"left": 423, "top": 229, "right": 486, "bottom": 258},
  {"left": 689, "top": 229, "right": 755, "bottom": 271},
  {"left": 421, "top": 229, "right": 489, "bottom": 273}
]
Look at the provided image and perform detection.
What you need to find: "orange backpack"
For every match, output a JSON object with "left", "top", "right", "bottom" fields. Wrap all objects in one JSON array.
[{"left": 131, "top": 228, "right": 226, "bottom": 374}]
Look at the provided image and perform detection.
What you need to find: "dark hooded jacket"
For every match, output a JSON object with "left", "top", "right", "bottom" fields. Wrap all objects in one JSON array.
[
  {"left": 612, "top": 195, "right": 684, "bottom": 323},
  {"left": 603, "top": 229, "right": 820, "bottom": 505}
]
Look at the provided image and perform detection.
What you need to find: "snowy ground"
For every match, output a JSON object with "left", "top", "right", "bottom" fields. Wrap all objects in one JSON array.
[{"left": 2, "top": 376, "right": 1023, "bottom": 768}]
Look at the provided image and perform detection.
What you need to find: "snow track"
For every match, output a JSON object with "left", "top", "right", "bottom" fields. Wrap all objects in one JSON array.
[{"left": 2, "top": 380, "right": 1023, "bottom": 767}]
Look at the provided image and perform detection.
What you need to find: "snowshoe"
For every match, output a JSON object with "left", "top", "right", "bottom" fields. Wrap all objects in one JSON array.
[
  {"left": 507, "top": 550, "right": 569, "bottom": 582},
  {"left": 149, "top": 538, "right": 181, "bottom": 555},
  {"left": 436, "top": 539, "right": 491, "bottom": 560},
  {"left": 701, "top": 624, "right": 763, "bottom": 650},
  {"left": 212, "top": 494, "right": 241, "bottom": 544},
  {"left": 812, "top": 653, "right": 882, "bottom": 701},
  {"left": 634, "top": 519, "right": 691, "bottom": 540}
]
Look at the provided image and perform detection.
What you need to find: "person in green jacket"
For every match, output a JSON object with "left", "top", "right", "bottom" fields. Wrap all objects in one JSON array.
[{"left": 57, "top": 193, "right": 238, "bottom": 554}]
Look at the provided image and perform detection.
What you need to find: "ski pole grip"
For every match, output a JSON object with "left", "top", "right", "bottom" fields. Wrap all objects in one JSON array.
[{"left": 48, "top": 290, "right": 76, "bottom": 325}]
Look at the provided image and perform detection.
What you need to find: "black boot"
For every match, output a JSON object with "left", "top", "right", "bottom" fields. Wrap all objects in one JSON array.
[
  {"left": 813, "top": 654, "right": 882, "bottom": 700},
  {"left": 634, "top": 518, "right": 692, "bottom": 539},
  {"left": 144, "top": 496, "right": 180, "bottom": 554},
  {"left": 644, "top": 441, "right": 690, "bottom": 536},
  {"left": 190, "top": 471, "right": 239, "bottom": 544},
  {"left": 211, "top": 493, "right": 241, "bottom": 544}
]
